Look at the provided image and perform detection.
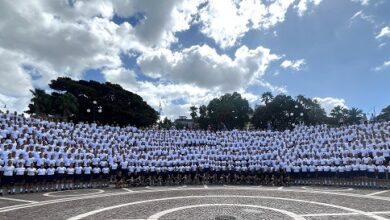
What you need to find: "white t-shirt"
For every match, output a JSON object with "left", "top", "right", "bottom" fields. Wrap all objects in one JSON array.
[
  {"left": 15, "top": 167, "right": 25, "bottom": 175},
  {"left": 3, "top": 166, "right": 15, "bottom": 176},
  {"left": 37, "top": 168, "right": 47, "bottom": 175},
  {"left": 27, "top": 167, "right": 36, "bottom": 176}
]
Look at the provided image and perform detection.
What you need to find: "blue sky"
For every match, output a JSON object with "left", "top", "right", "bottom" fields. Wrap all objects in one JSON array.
[{"left": 0, "top": 0, "right": 389, "bottom": 119}]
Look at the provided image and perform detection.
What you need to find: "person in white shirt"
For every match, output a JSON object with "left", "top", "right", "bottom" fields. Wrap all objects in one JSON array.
[
  {"left": 102, "top": 164, "right": 110, "bottom": 187},
  {"left": 110, "top": 161, "right": 118, "bottom": 184},
  {"left": 37, "top": 165, "right": 47, "bottom": 192},
  {"left": 92, "top": 166, "right": 101, "bottom": 188},
  {"left": 46, "top": 164, "right": 56, "bottom": 191},
  {"left": 83, "top": 164, "right": 92, "bottom": 188},
  {"left": 14, "top": 162, "right": 26, "bottom": 193},
  {"left": 74, "top": 164, "right": 83, "bottom": 189},
  {"left": 56, "top": 162, "right": 66, "bottom": 190},
  {"left": 376, "top": 163, "right": 386, "bottom": 188},
  {"left": 66, "top": 165, "right": 75, "bottom": 190},
  {"left": 26, "top": 164, "right": 37, "bottom": 193},
  {"left": 1, "top": 160, "right": 15, "bottom": 194}
]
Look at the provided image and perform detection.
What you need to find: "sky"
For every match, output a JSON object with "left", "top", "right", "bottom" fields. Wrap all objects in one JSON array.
[{"left": 0, "top": 0, "right": 389, "bottom": 120}]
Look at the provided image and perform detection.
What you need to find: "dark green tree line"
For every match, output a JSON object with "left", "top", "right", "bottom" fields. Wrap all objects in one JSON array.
[{"left": 26, "top": 77, "right": 159, "bottom": 127}]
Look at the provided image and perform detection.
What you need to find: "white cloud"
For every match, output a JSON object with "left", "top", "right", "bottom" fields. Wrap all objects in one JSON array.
[
  {"left": 0, "top": 0, "right": 206, "bottom": 114},
  {"left": 351, "top": 0, "right": 372, "bottom": 5},
  {"left": 113, "top": 80, "right": 219, "bottom": 120},
  {"left": 374, "top": 60, "right": 390, "bottom": 71},
  {"left": 119, "top": 0, "right": 204, "bottom": 48},
  {"left": 0, "top": 0, "right": 295, "bottom": 118},
  {"left": 314, "top": 97, "right": 348, "bottom": 114},
  {"left": 197, "top": 0, "right": 296, "bottom": 48},
  {"left": 137, "top": 44, "right": 280, "bottom": 91},
  {"left": 250, "top": 79, "right": 287, "bottom": 94},
  {"left": 376, "top": 26, "right": 390, "bottom": 39},
  {"left": 102, "top": 68, "right": 138, "bottom": 88},
  {"left": 350, "top": 10, "right": 375, "bottom": 24},
  {"left": 378, "top": 43, "right": 387, "bottom": 48},
  {"left": 295, "top": 0, "right": 322, "bottom": 17},
  {"left": 280, "top": 59, "right": 306, "bottom": 71}
]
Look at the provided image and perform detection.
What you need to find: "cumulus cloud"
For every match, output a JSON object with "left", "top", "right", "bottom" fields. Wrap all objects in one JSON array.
[
  {"left": 376, "top": 26, "right": 390, "bottom": 39},
  {"left": 0, "top": 0, "right": 298, "bottom": 117},
  {"left": 295, "top": 0, "right": 322, "bottom": 16},
  {"left": 102, "top": 68, "right": 138, "bottom": 88},
  {"left": 0, "top": 0, "right": 203, "bottom": 113},
  {"left": 107, "top": 79, "right": 219, "bottom": 119},
  {"left": 137, "top": 44, "right": 280, "bottom": 91},
  {"left": 280, "top": 59, "right": 306, "bottom": 71},
  {"left": 115, "top": 0, "right": 204, "bottom": 47},
  {"left": 197, "top": 0, "right": 297, "bottom": 48},
  {"left": 314, "top": 97, "right": 348, "bottom": 114},
  {"left": 373, "top": 60, "right": 390, "bottom": 71}
]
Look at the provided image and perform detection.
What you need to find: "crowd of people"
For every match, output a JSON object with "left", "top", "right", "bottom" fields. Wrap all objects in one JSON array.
[{"left": 0, "top": 111, "right": 390, "bottom": 195}]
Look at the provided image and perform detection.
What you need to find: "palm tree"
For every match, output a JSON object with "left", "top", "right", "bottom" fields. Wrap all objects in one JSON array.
[
  {"left": 59, "top": 93, "right": 79, "bottom": 120},
  {"left": 346, "top": 107, "right": 364, "bottom": 124},
  {"left": 330, "top": 105, "right": 348, "bottom": 125},
  {"left": 189, "top": 106, "right": 198, "bottom": 121},
  {"left": 377, "top": 105, "right": 390, "bottom": 121},
  {"left": 330, "top": 106, "right": 345, "bottom": 118},
  {"left": 29, "top": 89, "right": 52, "bottom": 117},
  {"left": 261, "top": 92, "right": 274, "bottom": 105}
]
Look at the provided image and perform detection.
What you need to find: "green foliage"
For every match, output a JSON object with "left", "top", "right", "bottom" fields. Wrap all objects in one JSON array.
[
  {"left": 252, "top": 93, "right": 328, "bottom": 130},
  {"left": 346, "top": 107, "right": 365, "bottom": 124},
  {"left": 26, "top": 89, "right": 52, "bottom": 117},
  {"left": 329, "top": 106, "right": 365, "bottom": 125},
  {"left": 261, "top": 92, "right": 273, "bottom": 104},
  {"left": 158, "top": 117, "right": 173, "bottom": 129},
  {"left": 197, "top": 105, "right": 208, "bottom": 129},
  {"left": 377, "top": 105, "right": 390, "bottom": 121},
  {"left": 59, "top": 93, "right": 79, "bottom": 120},
  {"left": 26, "top": 77, "right": 159, "bottom": 127},
  {"left": 190, "top": 92, "right": 251, "bottom": 130},
  {"left": 190, "top": 106, "right": 198, "bottom": 120},
  {"left": 330, "top": 105, "right": 348, "bottom": 124}
]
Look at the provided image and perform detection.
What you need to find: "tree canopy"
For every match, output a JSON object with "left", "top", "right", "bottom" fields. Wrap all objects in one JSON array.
[
  {"left": 190, "top": 92, "right": 374, "bottom": 131},
  {"left": 252, "top": 94, "right": 315, "bottom": 130},
  {"left": 190, "top": 92, "right": 252, "bottom": 130},
  {"left": 377, "top": 105, "right": 390, "bottom": 121},
  {"left": 26, "top": 77, "right": 159, "bottom": 127}
]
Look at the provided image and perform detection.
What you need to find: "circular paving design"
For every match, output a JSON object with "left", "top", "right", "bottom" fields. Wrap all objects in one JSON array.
[{"left": 0, "top": 186, "right": 389, "bottom": 220}]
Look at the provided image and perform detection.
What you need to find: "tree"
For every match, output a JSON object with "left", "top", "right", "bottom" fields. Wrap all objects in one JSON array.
[
  {"left": 330, "top": 105, "right": 348, "bottom": 124},
  {"left": 377, "top": 105, "right": 390, "bottom": 121},
  {"left": 198, "top": 105, "right": 208, "bottom": 129},
  {"left": 158, "top": 117, "right": 173, "bottom": 129},
  {"left": 296, "top": 95, "right": 327, "bottom": 125},
  {"left": 206, "top": 92, "right": 251, "bottom": 130},
  {"left": 261, "top": 92, "right": 274, "bottom": 105},
  {"left": 26, "top": 77, "right": 159, "bottom": 127},
  {"left": 58, "top": 93, "right": 79, "bottom": 120},
  {"left": 252, "top": 93, "right": 328, "bottom": 130},
  {"left": 26, "top": 89, "right": 52, "bottom": 117},
  {"left": 346, "top": 107, "right": 364, "bottom": 124},
  {"left": 189, "top": 106, "right": 198, "bottom": 121}
]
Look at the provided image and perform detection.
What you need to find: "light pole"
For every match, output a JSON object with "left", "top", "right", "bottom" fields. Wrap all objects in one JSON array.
[
  {"left": 86, "top": 100, "right": 102, "bottom": 122},
  {"left": 0, "top": 100, "right": 6, "bottom": 113}
]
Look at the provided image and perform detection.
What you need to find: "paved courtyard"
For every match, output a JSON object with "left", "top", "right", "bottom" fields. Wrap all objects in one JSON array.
[{"left": 1, "top": 185, "right": 390, "bottom": 220}]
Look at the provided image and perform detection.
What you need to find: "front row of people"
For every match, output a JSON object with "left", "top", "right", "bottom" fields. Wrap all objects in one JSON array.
[
  {"left": 0, "top": 161, "right": 110, "bottom": 195},
  {"left": 1, "top": 162, "right": 390, "bottom": 195}
]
